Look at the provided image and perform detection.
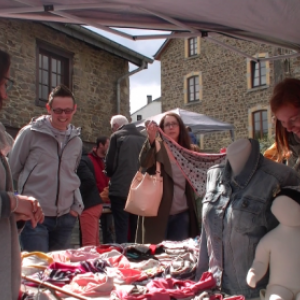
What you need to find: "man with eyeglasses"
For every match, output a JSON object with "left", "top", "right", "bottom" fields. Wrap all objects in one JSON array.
[{"left": 9, "top": 84, "right": 83, "bottom": 252}]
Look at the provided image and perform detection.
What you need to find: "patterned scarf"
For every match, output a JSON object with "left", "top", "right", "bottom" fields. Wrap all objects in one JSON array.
[{"left": 158, "top": 128, "right": 226, "bottom": 197}]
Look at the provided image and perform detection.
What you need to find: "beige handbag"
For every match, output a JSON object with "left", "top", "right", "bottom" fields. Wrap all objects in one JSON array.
[{"left": 124, "top": 140, "right": 163, "bottom": 216}]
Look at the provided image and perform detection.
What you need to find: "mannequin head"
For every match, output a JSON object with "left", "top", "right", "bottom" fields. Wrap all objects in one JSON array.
[
  {"left": 272, "top": 188, "right": 300, "bottom": 227},
  {"left": 226, "top": 138, "right": 251, "bottom": 176}
]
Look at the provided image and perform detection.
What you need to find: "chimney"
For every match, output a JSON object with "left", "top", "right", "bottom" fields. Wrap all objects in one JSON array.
[{"left": 147, "top": 95, "right": 152, "bottom": 104}]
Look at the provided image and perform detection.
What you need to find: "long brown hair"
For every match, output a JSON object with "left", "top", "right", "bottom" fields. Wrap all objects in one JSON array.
[
  {"left": 270, "top": 78, "right": 300, "bottom": 162},
  {"left": 159, "top": 113, "right": 192, "bottom": 150},
  {"left": 274, "top": 119, "right": 290, "bottom": 162}
]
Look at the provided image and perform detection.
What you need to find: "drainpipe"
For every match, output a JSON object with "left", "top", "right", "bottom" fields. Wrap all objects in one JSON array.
[{"left": 117, "top": 60, "right": 147, "bottom": 114}]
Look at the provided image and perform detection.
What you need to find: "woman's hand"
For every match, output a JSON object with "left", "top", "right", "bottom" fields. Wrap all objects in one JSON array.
[
  {"left": 146, "top": 121, "right": 158, "bottom": 144},
  {"left": 10, "top": 194, "right": 44, "bottom": 228}
]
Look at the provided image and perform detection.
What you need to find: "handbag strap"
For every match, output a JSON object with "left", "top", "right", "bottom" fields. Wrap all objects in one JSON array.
[
  {"left": 154, "top": 139, "right": 162, "bottom": 176},
  {"left": 138, "top": 139, "right": 162, "bottom": 175}
]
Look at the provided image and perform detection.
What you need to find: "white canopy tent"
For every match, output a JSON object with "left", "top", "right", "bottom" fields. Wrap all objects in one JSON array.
[
  {"left": 1, "top": 1, "right": 300, "bottom": 61},
  {"left": 134, "top": 108, "right": 234, "bottom": 137}
]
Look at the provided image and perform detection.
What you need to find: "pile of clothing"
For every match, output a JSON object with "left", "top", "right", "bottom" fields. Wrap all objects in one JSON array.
[{"left": 20, "top": 239, "right": 243, "bottom": 300}]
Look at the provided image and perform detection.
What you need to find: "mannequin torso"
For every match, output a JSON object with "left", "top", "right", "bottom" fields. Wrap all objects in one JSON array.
[
  {"left": 226, "top": 139, "right": 252, "bottom": 176},
  {"left": 196, "top": 138, "right": 300, "bottom": 298}
]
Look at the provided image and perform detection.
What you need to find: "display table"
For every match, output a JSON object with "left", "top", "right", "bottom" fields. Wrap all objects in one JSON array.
[{"left": 20, "top": 238, "right": 217, "bottom": 300}]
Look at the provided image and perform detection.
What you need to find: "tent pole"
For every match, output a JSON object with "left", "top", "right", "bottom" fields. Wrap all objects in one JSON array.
[
  {"left": 50, "top": 11, "right": 135, "bottom": 40},
  {"left": 138, "top": 7, "right": 198, "bottom": 33},
  {"left": 206, "top": 36, "right": 259, "bottom": 62}
]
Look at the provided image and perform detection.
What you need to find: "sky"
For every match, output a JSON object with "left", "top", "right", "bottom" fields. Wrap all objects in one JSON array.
[{"left": 86, "top": 27, "right": 168, "bottom": 114}]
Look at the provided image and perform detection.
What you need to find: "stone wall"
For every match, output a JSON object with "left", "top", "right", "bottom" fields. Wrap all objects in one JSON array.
[
  {"left": 0, "top": 19, "right": 130, "bottom": 142},
  {"left": 159, "top": 34, "right": 300, "bottom": 151}
]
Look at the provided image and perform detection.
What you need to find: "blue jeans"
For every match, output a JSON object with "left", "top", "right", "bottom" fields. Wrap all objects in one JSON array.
[
  {"left": 20, "top": 213, "right": 77, "bottom": 252},
  {"left": 110, "top": 196, "right": 137, "bottom": 244},
  {"left": 165, "top": 210, "right": 189, "bottom": 241}
]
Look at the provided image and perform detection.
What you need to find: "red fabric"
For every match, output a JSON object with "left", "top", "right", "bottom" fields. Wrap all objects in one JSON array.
[
  {"left": 149, "top": 244, "right": 157, "bottom": 255},
  {"left": 146, "top": 272, "right": 215, "bottom": 300},
  {"left": 107, "top": 268, "right": 148, "bottom": 284},
  {"left": 48, "top": 262, "right": 84, "bottom": 272},
  {"left": 106, "top": 254, "right": 131, "bottom": 269},
  {"left": 96, "top": 244, "right": 123, "bottom": 254},
  {"left": 220, "top": 148, "right": 227, "bottom": 154},
  {"left": 114, "top": 271, "right": 216, "bottom": 300},
  {"left": 211, "top": 294, "right": 245, "bottom": 300},
  {"left": 88, "top": 152, "right": 109, "bottom": 193},
  {"left": 79, "top": 204, "right": 103, "bottom": 246}
]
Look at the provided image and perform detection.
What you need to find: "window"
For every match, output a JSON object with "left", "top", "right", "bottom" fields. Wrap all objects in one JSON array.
[
  {"left": 188, "top": 76, "right": 199, "bottom": 102},
  {"left": 183, "top": 72, "right": 202, "bottom": 104},
  {"left": 137, "top": 115, "right": 142, "bottom": 121},
  {"left": 188, "top": 38, "right": 197, "bottom": 57},
  {"left": 36, "top": 41, "right": 72, "bottom": 106},
  {"left": 247, "top": 54, "right": 270, "bottom": 90},
  {"left": 251, "top": 60, "right": 266, "bottom": 87},
  {"left": 184, "top": 37, "right": 200, "bottom": 58},
  {"left": 252, "top": 110, "right": 268, "bottom": 139}
]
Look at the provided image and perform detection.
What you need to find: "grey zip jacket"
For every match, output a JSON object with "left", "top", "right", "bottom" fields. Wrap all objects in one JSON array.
[{"left": 9, "top": 115, "right": 84, "bottom": 216}]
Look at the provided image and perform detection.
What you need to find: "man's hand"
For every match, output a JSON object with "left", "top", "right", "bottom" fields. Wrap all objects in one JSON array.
[
  {"left": 100, "top": 187, "right": 110, "bottom": 203},
  {"left": 69, "top": 210, "right": 78, "bottom": 217}
]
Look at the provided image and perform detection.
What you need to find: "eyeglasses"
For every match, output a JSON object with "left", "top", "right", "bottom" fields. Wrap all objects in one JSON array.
[
  {"left": 280, "top": 113, "right": 300, "bottom": 128},
  {"left": 164, "top": 122, "right": 179, "bottom": 129},
  {"left": 4, "top": 77, "right": 14, "bottom": 92},
  {"left": 52, "top": 108, "right": 75, "bottom": 114}
]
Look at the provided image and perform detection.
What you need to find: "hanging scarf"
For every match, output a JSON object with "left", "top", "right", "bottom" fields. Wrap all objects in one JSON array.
[{"left": 158, "top": 128, "right": 226, "bottom": 197}]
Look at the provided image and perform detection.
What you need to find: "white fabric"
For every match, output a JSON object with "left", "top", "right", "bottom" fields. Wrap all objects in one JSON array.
[
  {"left": 1, "top": 1, "right": 300, "bottom": 50},
  {"left": 247, "top": 195, "right": 300, "bottom": 299}
]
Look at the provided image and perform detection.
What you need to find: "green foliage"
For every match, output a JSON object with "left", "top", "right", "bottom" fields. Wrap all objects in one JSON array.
[{"left": 257, "top": 136, "right": 275, "bottom": 154}]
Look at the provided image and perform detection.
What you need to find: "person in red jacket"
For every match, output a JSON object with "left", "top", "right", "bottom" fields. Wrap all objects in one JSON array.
[{"left": 88, "top": 137, "right": 114, "bottom": 244}]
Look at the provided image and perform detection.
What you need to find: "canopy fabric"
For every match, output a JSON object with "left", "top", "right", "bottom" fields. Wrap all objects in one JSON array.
[
  {"left": 135, "top": 108, "right": 234, "bottom": 135},
  {"left": 1, "top": 1, "right": 300, "bottom": 50}
]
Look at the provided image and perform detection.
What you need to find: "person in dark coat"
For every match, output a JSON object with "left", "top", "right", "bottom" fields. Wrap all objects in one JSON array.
[
  {"left": 136, "top": 113, "right": 199, "bottom": 244},
  {"left": 106, "top": 115, "right": 145, "bottom": 244},
  {"left": 77, "top": 146, "right": 103, "bottom": 246}
]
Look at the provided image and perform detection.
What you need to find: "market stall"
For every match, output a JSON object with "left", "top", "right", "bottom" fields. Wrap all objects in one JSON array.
[{"left": 2, "top": 1, "right": 300, "bottom": 299}]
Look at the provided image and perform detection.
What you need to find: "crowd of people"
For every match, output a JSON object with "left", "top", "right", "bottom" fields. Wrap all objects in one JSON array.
[{"left": 2, "top": 47, "right": 300, "bottom": 299}]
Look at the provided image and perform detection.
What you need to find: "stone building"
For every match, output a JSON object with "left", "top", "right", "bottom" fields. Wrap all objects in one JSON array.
[
  {"left": 155, "top": 34, "right": 300, "bottom": 151},
  {"left": 0, "top": 18, "right": 152, "bottom": 143}
]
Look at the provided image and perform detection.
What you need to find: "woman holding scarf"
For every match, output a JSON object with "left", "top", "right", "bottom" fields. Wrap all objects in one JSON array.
[{"left": 135, "top": 113, "right": 199, "bottom": 244}]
